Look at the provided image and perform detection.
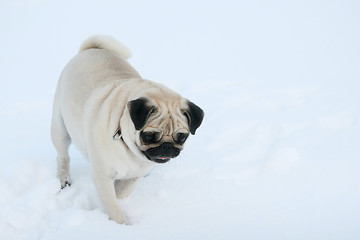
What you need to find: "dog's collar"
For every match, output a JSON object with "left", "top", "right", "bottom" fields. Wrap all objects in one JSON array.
[
  {"left": 112, "top": 124, "right": 122, "bottom": 140},
  {"left": 112, "top": 123, "right": 130, "bottom": 151}
]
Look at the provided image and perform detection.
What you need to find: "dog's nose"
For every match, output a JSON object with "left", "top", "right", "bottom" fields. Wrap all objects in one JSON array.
[
  {"left": 161, "top": 142, "right": 173, "bottom": 151},
  {"left": 159, "top": 142, "right": 180, "bottom": 158}
]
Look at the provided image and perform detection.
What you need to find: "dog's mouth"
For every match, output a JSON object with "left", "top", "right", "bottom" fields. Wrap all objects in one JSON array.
[
  {"left": 142, "top": 142, "right": 180, "bottom": 164},
  {"left": 148, "top": 156, "right": 171, "bottom": 163},
  {"left": 142, "top": 152, "right": 172, "bottom": 163}
]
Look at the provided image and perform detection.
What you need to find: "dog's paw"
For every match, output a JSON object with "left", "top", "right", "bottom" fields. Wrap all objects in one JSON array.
[
  {"left": 109, "top": 209, "right": 128, "bottom": 225},
  {"left": 59, "top": 176, "right": 72, "bottom": 189},
  {"left": 60, "top": 180, "right": 71, "bottom": 189}
]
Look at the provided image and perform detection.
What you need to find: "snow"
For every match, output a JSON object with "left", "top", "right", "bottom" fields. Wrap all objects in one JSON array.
[{"left": 1, "top": 0, "right": 360, "bottom": 239}]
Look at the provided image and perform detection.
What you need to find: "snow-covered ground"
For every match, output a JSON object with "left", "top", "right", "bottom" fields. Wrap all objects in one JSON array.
[{"left": 1, "top": 0, "right": 360, "bottom": 239}]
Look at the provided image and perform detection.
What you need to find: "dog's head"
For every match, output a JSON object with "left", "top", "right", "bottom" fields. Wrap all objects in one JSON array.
[{"left": 124, "top": 92, "right": 204, "bottom": 163}]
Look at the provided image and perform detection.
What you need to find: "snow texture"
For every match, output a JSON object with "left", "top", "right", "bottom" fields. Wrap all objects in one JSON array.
[{"left": 1, "top": 0, "right": 360, "bottom": 239}]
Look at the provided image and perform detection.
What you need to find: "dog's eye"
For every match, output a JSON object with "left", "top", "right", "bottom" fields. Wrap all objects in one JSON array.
[
  {"left": 141, "top": 132, "right": 160, "bottom": 144},
  {"left": 176, "top": 133, "right": 189, "bottom": 144}
]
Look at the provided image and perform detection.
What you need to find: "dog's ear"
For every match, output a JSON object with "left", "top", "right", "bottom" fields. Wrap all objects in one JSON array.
[
  {"left": 127, "top": 98, "right": 154, "bottom": 130},
  {"left": 184, "top": 101, "right": 204, "bottom": 135}
]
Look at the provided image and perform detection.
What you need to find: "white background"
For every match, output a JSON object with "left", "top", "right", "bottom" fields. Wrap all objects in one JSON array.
[{"left": 1, "top": 0, "right": 359, "bottom": 239}]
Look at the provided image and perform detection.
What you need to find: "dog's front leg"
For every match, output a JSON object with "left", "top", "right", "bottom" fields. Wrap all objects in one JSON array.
[
  {"left": 115, "top": 178, "right": 140, "bottom": 199},
  {"left": 92, "top": 170, "right": 127, "bottom": 224}
]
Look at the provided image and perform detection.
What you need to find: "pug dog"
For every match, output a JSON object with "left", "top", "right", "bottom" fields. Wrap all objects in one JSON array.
[{"left": 51, "top": 35, "right": 204, "bottom": 224}]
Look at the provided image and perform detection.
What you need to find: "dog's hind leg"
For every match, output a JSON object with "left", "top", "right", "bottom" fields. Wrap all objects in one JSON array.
[{"left": 51, "top": 110, "right": 72, "bottom": 189}]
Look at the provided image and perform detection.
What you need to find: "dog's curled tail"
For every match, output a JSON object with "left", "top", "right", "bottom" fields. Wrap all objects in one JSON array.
[{"left": 79, "top": 35, "right": 132, "bottom": 59}]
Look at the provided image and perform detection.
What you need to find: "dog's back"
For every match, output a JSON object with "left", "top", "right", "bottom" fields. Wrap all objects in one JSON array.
[{"left": 52, "top": 35, "right": 140, "bottom": 163}]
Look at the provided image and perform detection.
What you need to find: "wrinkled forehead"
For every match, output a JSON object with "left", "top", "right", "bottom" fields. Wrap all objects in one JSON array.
[{"left": 143, "top": 96, "right": 189, "bottom": 135}]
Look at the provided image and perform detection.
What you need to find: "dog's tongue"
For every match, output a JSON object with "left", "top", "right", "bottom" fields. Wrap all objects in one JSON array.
[{"left": 158, "top": 157, "right": 168, "bottom": 160}]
